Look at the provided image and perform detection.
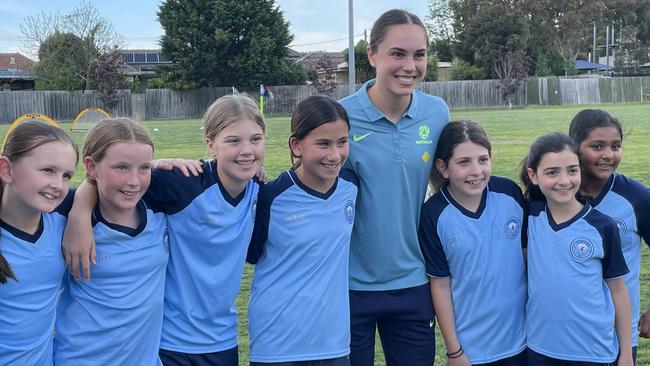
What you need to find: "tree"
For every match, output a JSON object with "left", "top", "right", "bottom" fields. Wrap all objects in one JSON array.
[
  {"left": 527, "top": 0, "right": 606, "bottom": 67},
  {"left": 20, "top": 1, "right": 122, "bottom": 60},
  {"left": 21, "top": 1, "right": 123, "bottom": 91},
  {"left": 493, "top": 46, "right": 529, "bottom": 108},
  {"left": 158, "top": 0, "right": 306, "bottom": 89},
  {"left": 88, "top": 50, "right": 125, "bottom": 109},
  {"left": 34, "top": 32, "right": 88, "bottom": 90},
  {"left": 604, "top": 0, "right": 650, "bottom": 74},
  {"left": 426, "top": 0, "right": 456, "bottom": 60},
  {"left": 344, "top": 40, "right": 374, "bottom": 83},
  {"left": 451, "top": 1, "right": 529, "bottom": 76}
]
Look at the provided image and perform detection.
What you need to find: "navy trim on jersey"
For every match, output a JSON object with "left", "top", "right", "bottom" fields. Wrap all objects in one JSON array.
[
  {"left": 584, "top": 208, "right": 629, "bottom": 279},
  {"left": 586, "top": 173, "right": 650, "bottom": 244},
  {"left": 145, "top": 159, "right": 260, "bottom": 215},
  {"left": 0, "top": 216, "right": 44, "bottom": 243},
  {"left": 246, "top": 172, "right": 293, "bottom": 265},
  {"left": 246, "top": 168, "right": 359, "bottom": 265},
  {"left": 91, "top": 200, "right": 148, "bottom": 237},
  {"left": 289, "top": 169, "right": 338, "bottom": 200},
  {"left": 0, "top": 189, "right": 74, "bottom": 243},
  {"left": 440, "top": 185, "right": 487, "bottom": 219},
  {"left": 528, "top": 201, "right": 629, "bottom": 280}
]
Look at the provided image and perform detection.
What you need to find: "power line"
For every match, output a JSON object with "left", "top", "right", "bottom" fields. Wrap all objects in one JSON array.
[{"left": 289, "top": 31, "right": 365, "bottom": 48}]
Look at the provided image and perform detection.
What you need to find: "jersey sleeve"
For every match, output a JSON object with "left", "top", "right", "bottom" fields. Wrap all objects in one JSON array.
[
  {"left": 53, "top": 188, "right": 76, "bottom": 217},
  {"left": 634, "top": 184, "right": 650, "bottom": 246},
  {"left": 144, "top": 165, "right": 208, "bottom": 215},
  {"left": 600, "top": 217, "right": 629, "bottom": 280},
  {"left": 418, "top": 200, "right": 450, "bottom": 277},
  {"left": 339, "top": 167, "right": 360, "bottom": 188},
  {"left": 246, "top": 188, "right": 271, "bottom": 264}
]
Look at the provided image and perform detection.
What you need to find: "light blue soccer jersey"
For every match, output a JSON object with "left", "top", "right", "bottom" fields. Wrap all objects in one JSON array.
[
  {"left": 340, "top": 80, "right": 450, "bottom": 291},
  {"left": 54, "top": 200, "right": 168, "bottom": 365},
  {"left": 247, "top": 169, "right": 358, "bottom": 362},
  {"left": 145, "top": 160, "right": 260, "bottom": 354},
  {"left": 583, "top": 173, "right": 650, "bottom": 347},
  {"left": 0, "top": 191, "right": 73, "bottom": 366},
  {"left": 418, "top": 177, "right": 526, "bottom": 364},
  {"left": 527, "top": 202, "right": 628, "bottom": 363}
]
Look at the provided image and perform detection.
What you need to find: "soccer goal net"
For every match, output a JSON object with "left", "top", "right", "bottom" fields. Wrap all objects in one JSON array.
[
  {"left": 4, "top": 113, "right": 60, "bottom": 144},
  {"left": 70, "top": 107, "right": 111, "bottom": 131}
]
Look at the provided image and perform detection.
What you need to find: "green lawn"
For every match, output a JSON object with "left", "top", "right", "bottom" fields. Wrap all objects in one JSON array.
[{"left": 7, "top": 103, "right": 648, "bottom": 365}]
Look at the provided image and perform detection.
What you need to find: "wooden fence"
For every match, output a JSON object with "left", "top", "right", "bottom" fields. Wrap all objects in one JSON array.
[
  {"left": 1, "top": 76, "right": 648, "bottom": 123},
  {"left": 0, "top": 90, "right": 131, "bottom": 123}
]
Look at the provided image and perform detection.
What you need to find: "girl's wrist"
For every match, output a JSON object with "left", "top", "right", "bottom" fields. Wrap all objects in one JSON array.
[{"left": 446, "top": 345, "right": 463, "bottom": 358}]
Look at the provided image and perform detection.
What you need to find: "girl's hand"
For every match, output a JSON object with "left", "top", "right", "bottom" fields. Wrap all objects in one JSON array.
[
  {"left": 62, "top": 212, "right": 95, "bottom": 281},
  {"left": 447, "top": 353, "right": 471, "bottom": 366},
  {"left": 256, "top": 166, "right": 267, "bottom": 183},
  {"left": 152, "top": 159, "right": 203, "bottom": 177},
  {"left": 639, "top": 307, "right": 650, "bottom": 337}
]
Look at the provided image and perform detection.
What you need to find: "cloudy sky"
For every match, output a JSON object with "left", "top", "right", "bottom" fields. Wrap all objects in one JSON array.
[{"left": 0, "top": 0, "right": 428, "bottom": 56}]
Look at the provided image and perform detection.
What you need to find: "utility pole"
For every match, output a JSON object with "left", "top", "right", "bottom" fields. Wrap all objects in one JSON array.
[
  {"left": 606, "top": 25, "right": 610, "bottom": 75},
  {"left": 593, "top": 22, "right": 597, "bottom": 63}
]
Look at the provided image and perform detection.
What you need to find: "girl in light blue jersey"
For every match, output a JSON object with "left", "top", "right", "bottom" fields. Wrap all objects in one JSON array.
[
  {"left": 569, "top": 110, "right": 650, "bottom": 365},
  {"left": 54, "top": 118, "right": 168, "bottom": 366},
  {"left": 419, "top": 121, "right": 527, "bottom": 366},
  {"left": 247, "top": 95, "right": 357, "bottom": 366},
  {"left": 520, "top": 132, "right": 632, "bottom": 366},
  {"left": 0, "top": 122, "right": 78, "bottom": 366},
  {"left": 63, "top": 95, "right": 266, "bottom": 366}
]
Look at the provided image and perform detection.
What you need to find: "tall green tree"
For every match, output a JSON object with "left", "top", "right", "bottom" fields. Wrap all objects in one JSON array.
[
  {"left": 158, "top": 0, "right": 306, "bottom": 89},
  {"left": 449, "top": 1, "right": 529, "bottom": 78},
  {"left": 527, "top": 0, "right": 606, "bottom": 68},
  {"left": 344, "top": 40, "right": 374, "bottom": 83},
  {"left": 34, "top": 32, "right": 88, "bottom": 90}
]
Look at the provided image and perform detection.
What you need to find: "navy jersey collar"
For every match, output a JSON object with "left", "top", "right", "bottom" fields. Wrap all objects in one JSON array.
[
  {"left": 92, "top": 200, "right": 148, "bottom": 237},
  {"left": 578, "top": 173, "right": 616, "bottom": 207},
  {"left": 440, "top": 183, "right": 488, "bottom": 219},
  {"left": 288, "top": 168, "right": 338, "bottom": 200},
  {"left": 359, "top": 79, "right": 418, "bottom": 123},
  {"left": 208, "top": 159, "right": 247, "bottom": 207},
  {"left": 545, "top": 203, "right": 591, "bottom": 232},
  {"left": 0, "top": 215, "right": 44, "bottom": 244}
]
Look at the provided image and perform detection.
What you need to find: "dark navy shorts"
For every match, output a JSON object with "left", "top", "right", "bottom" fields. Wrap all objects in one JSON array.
[
  {"left": 349, "top": 283, "right": 435, "bottom": 366},
  {"left": 475, "top": 349, "right": 527, "bottom": 366},
  {"left": 250, "top": 355, "right": 350, "bottom": 366},
  {"left": 159, "top": 346, "right": 238, "bottom": 366}
]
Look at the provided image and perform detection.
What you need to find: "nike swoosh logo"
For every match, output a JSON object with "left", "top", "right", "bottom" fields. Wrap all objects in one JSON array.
[{"left": 353, "top": 132, "right": 373, "bottom": 142}]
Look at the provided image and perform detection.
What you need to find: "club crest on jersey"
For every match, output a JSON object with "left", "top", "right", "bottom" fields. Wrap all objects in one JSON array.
[
  {"left": 504, "top": 217, "right": 521, "bottom": 239},
  {"left": 570, "top": 238, "right": 594, "bottom": 262},
  {"left": 613, "top": 217, "right": 626, "bottom": 237},
  {"left": 344, "top": 200, "right": 355, "bottom": 224}
]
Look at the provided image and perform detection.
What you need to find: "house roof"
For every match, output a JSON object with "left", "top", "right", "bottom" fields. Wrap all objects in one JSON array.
[
  {"left": 296, "top": 51, "right": 346, "bottom": 70},
  {"left": 0, "top": 53, "right": 35, "bottom": 70},
  {"left": 575, "top": 60, "right": 613, "bottom": 71}
]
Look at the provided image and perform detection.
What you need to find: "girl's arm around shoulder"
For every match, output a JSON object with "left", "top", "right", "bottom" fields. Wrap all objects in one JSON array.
[
  {"left": 145, "top": 160, "right": 212, "bottom": 215},
  {"left": 62, "top": 181, "right": 98, "bottom": 281}
]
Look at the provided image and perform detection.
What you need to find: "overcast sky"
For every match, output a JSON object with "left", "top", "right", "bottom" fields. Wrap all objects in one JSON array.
[{"left": 0, "top": 0, "right": 429, "bottom": 56}]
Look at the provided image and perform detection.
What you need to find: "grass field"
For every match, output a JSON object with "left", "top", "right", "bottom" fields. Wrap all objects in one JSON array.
[{"left": 9, "top": 103, "right": 648, "bottom": 365}]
